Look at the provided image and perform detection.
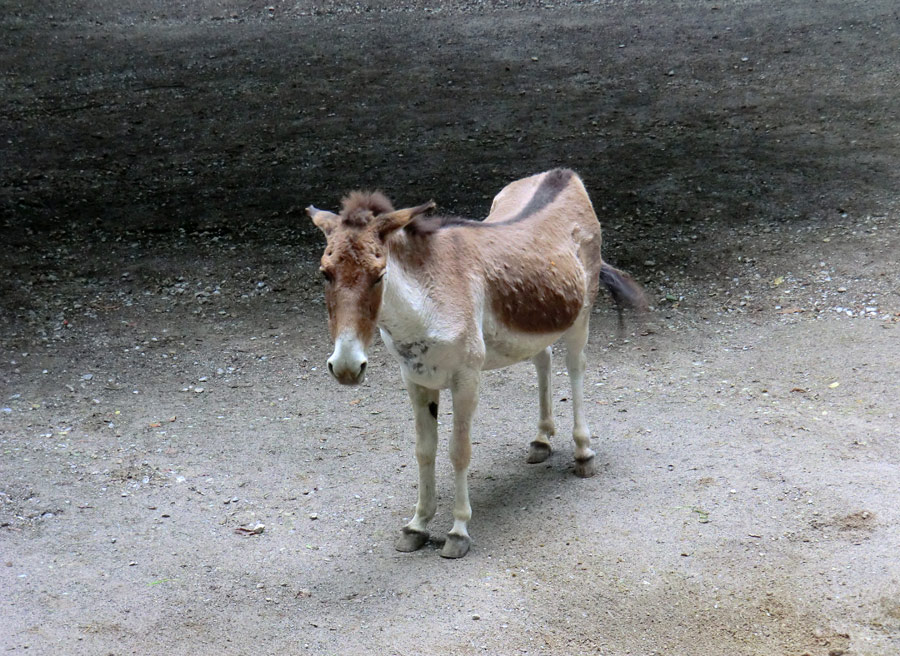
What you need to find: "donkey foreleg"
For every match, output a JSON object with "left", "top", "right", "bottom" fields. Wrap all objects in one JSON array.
[
  {"left": 441, "top": 370, "right": 481, "bottom": 559},
  {"left": 395, "top": 381, "right": 439, "bottom": 552},
  {"left": 564, "top": 313, "right": 596, "bottom": 478},
  {"left": 527, "top": 346, "right": 555, "bottom": 464}
]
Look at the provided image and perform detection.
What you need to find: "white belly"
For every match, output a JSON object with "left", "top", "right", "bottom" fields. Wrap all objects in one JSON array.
[{"left": 481, "top": 321, "right": 562, "bottom": 370}]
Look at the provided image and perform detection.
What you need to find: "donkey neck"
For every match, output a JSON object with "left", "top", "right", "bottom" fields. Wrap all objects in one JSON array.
[
  {"left": 379, "top": 234, "right": 434, "bottom": 332},
  {"left": 378, "top": 230, "right": 467, "bottom": 344}
]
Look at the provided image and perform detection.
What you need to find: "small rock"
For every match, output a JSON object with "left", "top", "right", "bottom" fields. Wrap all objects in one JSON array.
[
  {"left": 81, "top": 373, "right": 93, "bottom": 381},
  {"left": 309, "top": 513, "right": 318, "bottom": 520},
  {"left": 235, "top": 523, "right": 266, "bottom": 536}
]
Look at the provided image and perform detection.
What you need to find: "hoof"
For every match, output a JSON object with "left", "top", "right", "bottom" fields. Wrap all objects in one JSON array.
[
  {"left": 395, "top": 527, "right": 429, "bottom": 552},
  {"left": 574, "top": 455, "right": 596, "bottom": 478},
  {"left": 526, "top": 441, "right": 552, "bottom": 464},
  {"left": 440, "top": 533, "right": 471, "bottom": 559}
]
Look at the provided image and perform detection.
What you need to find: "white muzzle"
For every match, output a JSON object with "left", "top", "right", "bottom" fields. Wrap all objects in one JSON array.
[{"left": 327, "top": 332, "right": 368, "bottom": 385}]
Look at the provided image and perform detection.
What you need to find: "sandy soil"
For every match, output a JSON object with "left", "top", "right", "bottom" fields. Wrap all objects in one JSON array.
[{"left": 1, "top": 1, "right": 899, "bottom": 654}]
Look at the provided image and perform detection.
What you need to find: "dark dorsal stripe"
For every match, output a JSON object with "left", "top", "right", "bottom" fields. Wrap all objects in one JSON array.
[
  {"left": 404, "top": 168, "right": 575, "bottom": 236},
  {"left": 503, "top": 167, "right": 574, "bottom": 223}
]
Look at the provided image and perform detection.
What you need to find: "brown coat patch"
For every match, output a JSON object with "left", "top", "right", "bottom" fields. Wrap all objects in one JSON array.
[{"left": 485, "top": 248, "right": 586, "bottom": 334}]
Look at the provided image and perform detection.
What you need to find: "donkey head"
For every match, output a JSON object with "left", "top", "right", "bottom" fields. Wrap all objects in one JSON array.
[{"left": 308, "top": 192, "right": 434, "bottom": 385}]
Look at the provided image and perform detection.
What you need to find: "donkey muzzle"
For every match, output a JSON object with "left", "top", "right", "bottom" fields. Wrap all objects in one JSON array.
[{"left": 326, "top": 333, "right": 368, "bottom": 386}]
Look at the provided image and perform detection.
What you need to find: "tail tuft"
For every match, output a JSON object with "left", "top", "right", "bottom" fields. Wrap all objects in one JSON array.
[{"left": 599, "top": 262, "right": 648, "bottom": 332}]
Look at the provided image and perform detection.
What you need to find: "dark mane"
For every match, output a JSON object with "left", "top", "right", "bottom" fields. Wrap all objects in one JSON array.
[
  {"left": 402, "top": 168, "right": 576, "bottom": 237},
  {"left": 404, "top": 215, "right": 484, "bottom": 237},
  {"left": 340, "top": 191, "right": 394, "bottom": 228}
]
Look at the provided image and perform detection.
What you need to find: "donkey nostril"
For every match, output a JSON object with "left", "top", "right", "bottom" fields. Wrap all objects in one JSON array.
[
  {"left": 359, "top": 362, "right": 367, "bottom": 377},
  {"left": 327, "top": 361, "right": 334, "bottom": 376}
]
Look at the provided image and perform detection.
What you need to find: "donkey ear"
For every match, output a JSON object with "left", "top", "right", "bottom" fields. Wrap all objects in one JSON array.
[
  {"left": 374, "top": 201, "right": 436, "bottom": 238},
  {"left": 307, "top": 206, "right": 339, "bottom": 236}
]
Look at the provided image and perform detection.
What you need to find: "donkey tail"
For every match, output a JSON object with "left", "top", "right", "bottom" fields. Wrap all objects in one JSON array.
[{"left": 599, "top": 262, "right": 648, "bottom": 332}]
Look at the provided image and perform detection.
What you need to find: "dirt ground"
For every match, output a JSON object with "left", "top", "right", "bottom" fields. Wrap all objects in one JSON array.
[{"left": 2, "top": 1, "right": 899, "bottom": 654}]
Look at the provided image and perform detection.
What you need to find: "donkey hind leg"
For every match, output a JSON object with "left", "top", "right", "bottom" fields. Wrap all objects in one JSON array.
[
  {"left": 441, "top": 370, "right": 481, "bottom": 559},
  {"left": 527, "top": 346, "right": 555, "bottom": 464},
  {"left": 396, "top": 381, "right": 440, "bottom": 552},
  {"left": 564, "top": 312, "right": 596, "bottom": 478}
]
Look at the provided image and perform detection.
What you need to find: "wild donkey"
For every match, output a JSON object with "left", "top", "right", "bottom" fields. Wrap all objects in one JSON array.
[{"left": 308, "top": 169, "right": 645, "bottom": 558}]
